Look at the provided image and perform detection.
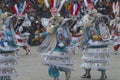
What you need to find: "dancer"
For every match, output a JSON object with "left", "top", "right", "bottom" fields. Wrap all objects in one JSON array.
[
  {"left": 10, "top": 1, "right": 31, "bottom": 55},
  {"left": 0, "top": 12, "right": 18, "bottom": 80},
  {"left": 69, "top": 1, "right": 82, "bottom": 55},
  {"left": 110, "top": 1, "right": 120, "bottom": 55},
  {"left": 80, "top": 0, "right": 111, "bottom": 80},
  {"left": 38, "top": 0, "right": 75, "bottom": 80}
]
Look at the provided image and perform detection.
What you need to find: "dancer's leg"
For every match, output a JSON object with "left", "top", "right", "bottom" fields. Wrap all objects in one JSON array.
[
  {"left": 23, "top": 46, "right": 30, "bottom": 55},
  {"left": 81, "top": 68, "right": 91, "bottom": 78},
  {"left": 98, "top": 69, "right": 107, "bottom": 80},
  {"left": 65, "top": 70, "right": 71, "bottom": 80}
]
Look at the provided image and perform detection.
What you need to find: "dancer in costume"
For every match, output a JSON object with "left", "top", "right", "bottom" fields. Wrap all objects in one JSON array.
[
  {"left": 10, "top": 1, "right": 32, "bottom": 55},
  {"left": 38, "top": 0, "right": 75, "bottom": 80},
  {"left": 69, "top": 1, "right": 82, "bottom": 55},
  {"left": 0, "top": 12, "right": 19, "bottom": 80},
  {"left": 69, "top": 1, "right": 87, "bottom": 55},
  {"left": 110, "top": 0, "right": 120, "bottom": 55},
  {"left": 80, "top": 0, "right": 111, "bottom": 80}
]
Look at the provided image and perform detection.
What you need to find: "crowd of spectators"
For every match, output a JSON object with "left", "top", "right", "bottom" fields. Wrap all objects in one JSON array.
[
  {"left": 0, "top": 0, "right": 50, "bottom": 46},
  {"left": 0, "top": 0, "right": 119, "bottom": 46}
]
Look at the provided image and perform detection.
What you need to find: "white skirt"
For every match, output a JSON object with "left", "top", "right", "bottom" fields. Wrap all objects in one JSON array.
[
  {"left": 0, "top": 50, "right": 18, "bottom": 78},
  {"left": 81, "top": 47, "right": 111, "bottom": 69},
  {"left": 41, "top": 51, "right": 73, "bottom": 70}
]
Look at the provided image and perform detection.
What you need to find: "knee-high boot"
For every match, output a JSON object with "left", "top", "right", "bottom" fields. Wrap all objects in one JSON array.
[
  {"left": 99, "top": 71, "right": 107, "bottom": 80},
  {"left": 81, "top": 69, "right": 91, "bottom": 78},
  {"left": 65, "top": 71, "right": 71, "bottom": 80},
  {"left": 54, "top": 77, "right": 59, "bottom": 80}
]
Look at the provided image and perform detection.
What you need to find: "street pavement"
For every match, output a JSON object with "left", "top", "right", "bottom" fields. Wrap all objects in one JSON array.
[{"left": 15, "top": 46, "right": 120, "bottom": 80}]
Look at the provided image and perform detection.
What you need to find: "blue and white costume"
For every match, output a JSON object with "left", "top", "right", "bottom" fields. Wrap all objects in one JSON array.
[{"left": 0, "top": 12, "right": 19, "bottom": 80}]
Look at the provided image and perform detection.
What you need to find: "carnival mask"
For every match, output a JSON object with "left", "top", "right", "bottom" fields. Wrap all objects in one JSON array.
[
  {"left": 81, "top": 15, "right": 95, "bottom": 27},
  {"left": 46, "top": 16, "right": 63, "bottom": 34}
]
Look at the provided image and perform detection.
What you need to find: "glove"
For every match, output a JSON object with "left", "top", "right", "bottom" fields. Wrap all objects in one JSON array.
[{"left": 58, "top": 42, "right": 64, "bottom": 47}]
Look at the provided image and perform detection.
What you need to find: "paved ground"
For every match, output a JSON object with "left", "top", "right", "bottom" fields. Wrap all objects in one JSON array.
[{"left": 15, "top": 46, "right": 120, "bottom": 80}]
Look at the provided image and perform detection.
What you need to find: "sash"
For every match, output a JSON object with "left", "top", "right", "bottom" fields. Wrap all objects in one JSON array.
[
  {"left": 99, "top": 22, "right": 110, "bottom": 41},
  {"left": 37, "top": 33, "right": 57, "bottom": 54}
]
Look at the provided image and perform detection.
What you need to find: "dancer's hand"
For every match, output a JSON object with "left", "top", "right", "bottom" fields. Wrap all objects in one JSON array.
[
  {"left": 39, "top": 33, "right": 43, "bottom": 37},
  {"left": 58, "top": 42, "right": 64, "bottom": 47}
]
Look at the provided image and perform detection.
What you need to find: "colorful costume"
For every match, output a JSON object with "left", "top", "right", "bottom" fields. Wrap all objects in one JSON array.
[
  {"left": 81, "top": 14, "right": 111, "bottom": 80},
  {"left": 69, "top": 2, "right": 82, "bottom": 55},
  {"left": 110, "top": 1, "right": 120, "bottom": 54},
  {"left": 0, "top": 12, "right": 18, "bottom": 80},
  {"left": 80, "top": 0, "right": 111, "bottom": 79},
  {"left": 10, "top": 1, "right": 31, "bottom": 55},
  {"left": 110, "top": 17, "right": 120, "bottom": 54},
  {"left": 38, "top": 0, "right": 74, "bottom": 80}
]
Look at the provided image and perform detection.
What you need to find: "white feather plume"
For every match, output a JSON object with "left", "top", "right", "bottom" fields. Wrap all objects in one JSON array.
[
  {"left": 112, "top": 2, "right": 115, "bottom": 15},
  {"left": 21, "top": 1, "right": 27, "bottom": 15},
  {"left": 44, "top": 0, "right": 49, "bottom": 8},
  {"left": 116, "top": 1, "right": 119, "bottom": 16},
  {"left": 112, "top": 1, "right": 120, "bottom": 16},
  {"left": 14, "top": 4, "right": 18, "bottom": 14},
  {"left": 84, "top": 0, "right": 88, "bottom": 7},
  {"left": 54, "top": 0, "right": 56, "bottom": 8},
  {"left": 58, "top": 0, "right": 66, "bottom": 12},
  {"left": 14, "top": 1, "right": 27, "bottom": 15}
]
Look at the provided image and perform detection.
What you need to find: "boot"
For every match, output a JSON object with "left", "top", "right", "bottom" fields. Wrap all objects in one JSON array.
[
  {"left": 81, "top": 69, "right": 87, "bottom": 78},
  {"left": 72, "top": 48, "right": 75, "bottom": 55},
  {"left": 54, "top": 77, "right": 59, "bottom": 80},
  {"left": 65, "top": 71, "right": 71, "bottom": 80},
  {"left": 26, "top": 49, "right": 30, "bottom": 55},
  {"left": 81, "top": 69, "right": 91, "bottom": 78},
  {"left": 99, "top": 71, "right": 107, "bottom": 80}
]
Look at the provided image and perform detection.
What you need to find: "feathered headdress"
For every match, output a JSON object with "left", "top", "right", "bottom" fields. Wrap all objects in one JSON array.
[
  {"left": 70, "top": 2, "right": 80, "bottom": 16},
  {"left": 84, "top": 0, "right": 94, "bottom": 11},
  {"left": 44, "top": 0, "right": 66, "bottom": 16},
  {"left": 10, "top": 1, "right": 32, "bottom": 17},
  {"left": 112, "top": 1, "right": 119, "bottom": 17}
]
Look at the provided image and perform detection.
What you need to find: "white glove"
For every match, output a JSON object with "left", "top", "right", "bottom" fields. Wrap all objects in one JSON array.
[
  {"left": 58, "top": 42, "right": 64, "bottom": 47},
  {"left": 3, "top": 42, "right": 8, "bottom": 47},
  {"left": 39, "top": 33, "right": 43, "bottom": 37}
]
